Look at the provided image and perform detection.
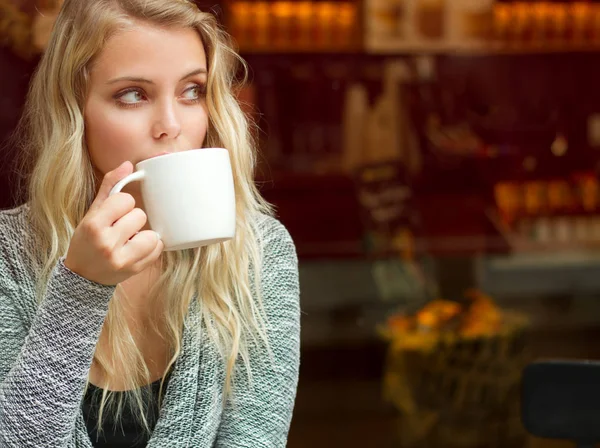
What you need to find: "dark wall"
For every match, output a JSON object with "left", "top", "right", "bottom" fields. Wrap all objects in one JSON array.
[{"left": 0, "top": 47, "right": 37, "bottom": 209}]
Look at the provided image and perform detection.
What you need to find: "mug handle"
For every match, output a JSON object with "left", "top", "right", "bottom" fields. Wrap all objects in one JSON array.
[
  {"left": 109, "top": 170, "right": 146, "bottom": 196},
  {"left": 108, "top": 170, "right": 160, "bottom": 240}
]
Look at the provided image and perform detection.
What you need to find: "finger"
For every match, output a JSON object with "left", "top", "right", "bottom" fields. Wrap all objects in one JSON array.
[
  {"left": 93, "top": 192, "right": 136, "bottom": 228},
  {"left": 119, "top": 230, "right": 161, "bottom": 267},
  {"left": 129, "top": 237, "right": 164, "bottom": 273},
  {"left": 89, "top": 161, "right": 133, "bottom": 213},
  {"left": 112, "top": 208, "right": 147, "bottom": 246}
]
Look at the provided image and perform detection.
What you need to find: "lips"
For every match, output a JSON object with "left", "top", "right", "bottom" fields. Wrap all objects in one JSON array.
[{"left": 149, "top": 152, "right": 171, "bottom": 159}]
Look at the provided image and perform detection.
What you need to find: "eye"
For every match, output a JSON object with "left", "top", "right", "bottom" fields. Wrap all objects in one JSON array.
[
  {"left": 116, "top": 89, "right": 146, "bottom": 105},
  {"left": 182, "top": 84, "right": 206, "bottom": 102}
]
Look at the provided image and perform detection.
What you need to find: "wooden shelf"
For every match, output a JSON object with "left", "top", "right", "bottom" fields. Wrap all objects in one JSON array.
[
  {"left": 365, "top": 40, "right": 600, "bottom": 56},
  {"left": 238, "top": 41, "right": 600, "bottom": 56},
  {"left": 238, "top": 45, "right": 361, "bottom": 55}
]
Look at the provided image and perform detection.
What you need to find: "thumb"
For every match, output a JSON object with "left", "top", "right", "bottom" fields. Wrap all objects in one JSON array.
[{"left": 89, "top": 161, "right": 134, "bottom": 212}]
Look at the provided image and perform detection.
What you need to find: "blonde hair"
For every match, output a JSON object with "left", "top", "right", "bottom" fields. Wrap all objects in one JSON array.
[{"left": 14, "top": 0, "right": 272, "bottom": 435}]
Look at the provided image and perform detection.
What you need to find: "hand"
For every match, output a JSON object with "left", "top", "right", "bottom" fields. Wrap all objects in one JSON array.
[{"left": 64, "top": 161, "right": 164, "bottom": 285}]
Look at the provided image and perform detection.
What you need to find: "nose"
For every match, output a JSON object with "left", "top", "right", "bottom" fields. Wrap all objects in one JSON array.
[{"left": 151, "top": 100, "right": 181, "bottom": 141}]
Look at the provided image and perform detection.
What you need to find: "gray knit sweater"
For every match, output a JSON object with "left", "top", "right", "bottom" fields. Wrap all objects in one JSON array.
[{"left": 0, "top": 204, "right": 300, "bottom": 447}]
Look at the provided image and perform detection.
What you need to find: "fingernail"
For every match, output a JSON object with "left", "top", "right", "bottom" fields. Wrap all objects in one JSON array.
[
  {"left": 154, "top": 231, "right": 161, "bottom": 240},
  {"left": 119, "top": 161, "right": 132, "bottom": 171}
]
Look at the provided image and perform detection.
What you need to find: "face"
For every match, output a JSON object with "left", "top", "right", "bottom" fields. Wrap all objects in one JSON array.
[{"left": 84, "top": 22, "right": 209, "bottom": 181}]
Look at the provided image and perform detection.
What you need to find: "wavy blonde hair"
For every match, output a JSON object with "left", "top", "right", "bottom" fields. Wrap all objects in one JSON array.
[{"left": 13, "top": 0, "right": 272, "bottom": 435}]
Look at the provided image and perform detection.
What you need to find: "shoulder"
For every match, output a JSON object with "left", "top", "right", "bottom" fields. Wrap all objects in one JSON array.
[
  {"left": 250, "top": 213, "right": 299, "bottom": 310},
  {"left": 0, "top": 203, "right": 29, "bottom": 227},
  {"left": 0, "top": 204, "right": 36, "bottom": 318},
  {"left": 252, "top": 212, "right": 296, "bottom": 256},
  {"left": 0, "top": 203, "right": 31, "bottom": 261},
  {"left": 251, "top": 213, "right": 298, "bottom": 279}
]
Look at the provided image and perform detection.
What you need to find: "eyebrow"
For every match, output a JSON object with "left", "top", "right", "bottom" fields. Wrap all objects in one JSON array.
[{"left": 106, "top": 68, "right": 207, "bottom": 85}]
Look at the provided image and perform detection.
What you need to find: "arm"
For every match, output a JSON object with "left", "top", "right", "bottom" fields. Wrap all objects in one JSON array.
[
  {"left": 0, "top": 164, "right": 162, "bottom": 447},
  {"left": 0, "top": 258, "right": 115, "bottom": 448},
  {"left": 215, "top": 218, "right": 301, "bottom": 448}
]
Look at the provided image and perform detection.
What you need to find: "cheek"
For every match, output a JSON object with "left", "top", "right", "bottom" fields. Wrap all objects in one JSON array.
[
  {"left": 85, "top": 106, "right": 144, "bottom": 174},
  {"left": 182, "top": 107, "right": 209, "bottom": 148}
]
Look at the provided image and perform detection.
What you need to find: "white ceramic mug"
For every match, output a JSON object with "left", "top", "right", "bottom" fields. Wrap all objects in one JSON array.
[{"left": 109, "top": 148, "right": 236, "bottom": 251}]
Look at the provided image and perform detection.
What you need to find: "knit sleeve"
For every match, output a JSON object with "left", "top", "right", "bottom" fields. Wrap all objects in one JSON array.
[
  {"left": 215, "top": 216, "right": 301, "bottom": 448},
  {"left": 0, "top": 246, "right": 116, "bottom": 448}
]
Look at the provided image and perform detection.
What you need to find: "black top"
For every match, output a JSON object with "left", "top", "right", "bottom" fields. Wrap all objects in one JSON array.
[{"left": 82, "top": 371, "right": 172, "bottom": 448}]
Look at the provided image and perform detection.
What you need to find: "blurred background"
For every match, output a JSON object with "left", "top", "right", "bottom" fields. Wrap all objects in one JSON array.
[{"left": 4, "top": 0, "right": 600, "bottom": 446}]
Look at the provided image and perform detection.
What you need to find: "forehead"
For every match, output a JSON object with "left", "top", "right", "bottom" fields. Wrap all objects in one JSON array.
[{"left": 90, "top": 22, "right": 207, "bottom": 80}]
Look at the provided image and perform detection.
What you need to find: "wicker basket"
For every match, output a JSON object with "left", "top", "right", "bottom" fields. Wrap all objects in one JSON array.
[{"left": 382, "top": 311, "right": 530, "bottom": 447}]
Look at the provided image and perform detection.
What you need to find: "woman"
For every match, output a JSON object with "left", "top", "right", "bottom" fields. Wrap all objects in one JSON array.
[{"left": 0, "top": 0, "right": 300, "bottom": 447}]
